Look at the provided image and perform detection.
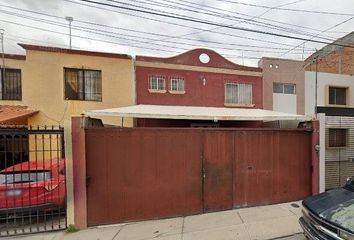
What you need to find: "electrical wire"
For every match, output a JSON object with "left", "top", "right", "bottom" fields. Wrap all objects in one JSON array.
[
  {"left": 0, "top": 9, "right": 315, "bottom": 56},
  {"left": 103, "top": 0, "right": 342, "bottom": 43},
  {"left": 211, "top": 0, "right": 354, "bottom": 17},
  {"left": 131, "top": 0, "right": 341, "bottom": 43},
  {"left": 143, "top": 0, "right": 332, "bottom": 53},
  {"left": 2, "top": 2, "right": 344, "bottom": 44},
  {"left": 0, "top": 3, "right": 317, "bottom": 51},
  {"left": 133, "top": 0, "right": 317, "bottom": 47},
  {"left": 73, "top": 0, "right": 354, "bottom": 48},
  {"left": 1, "top": 19, "right": 276, "bottom": 61},
  {"left": 62, "top": 0, "right": 325, "bottom": 49},
  {"left": 278, "top": 16, "right": 354, "bottom": 57}
]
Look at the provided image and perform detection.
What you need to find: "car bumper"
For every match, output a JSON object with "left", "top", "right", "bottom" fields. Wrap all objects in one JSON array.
[
  {"left": 299, "top": 216, "right": 335, "bottom": 240},
  {"left": 0, "top": 203, "right": 58, "bottom": 215}
]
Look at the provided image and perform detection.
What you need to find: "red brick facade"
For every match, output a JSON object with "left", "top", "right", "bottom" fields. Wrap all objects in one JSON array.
[{"left": 136, "top": 49, "right": 263, "bottom": 108}]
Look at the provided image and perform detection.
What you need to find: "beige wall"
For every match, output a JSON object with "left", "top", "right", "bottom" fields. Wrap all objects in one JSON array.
[
  {"left": 259, "top": 57, "right": 305, "bottom": 115},
  {"left": 0, "top": 51, "right": 135, "bottom": 227},
  {"left": 14, "top": 50, "right": 134, "bottom": 126}
]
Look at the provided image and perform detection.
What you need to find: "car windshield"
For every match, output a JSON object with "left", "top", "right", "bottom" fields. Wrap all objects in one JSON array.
[
  {"left": 345, "top": 177, "right": 354, "bottom": 191},
  {"left": 0, "top": 171, "right": 52, "bottom": 184}
]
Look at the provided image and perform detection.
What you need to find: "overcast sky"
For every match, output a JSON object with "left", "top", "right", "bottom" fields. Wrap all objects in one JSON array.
[{"left": 0, "top": 0, "right": 353, "bottom": 66}]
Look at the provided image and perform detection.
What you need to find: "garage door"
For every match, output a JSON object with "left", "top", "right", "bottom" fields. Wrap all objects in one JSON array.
[{"left": 84, "top": 128, "right": 313, "bottom": 226}]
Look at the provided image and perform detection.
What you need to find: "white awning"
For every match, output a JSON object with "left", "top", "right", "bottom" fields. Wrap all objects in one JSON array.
[{"left": 86, "top": 105, "right": 312, "bottom": 121}]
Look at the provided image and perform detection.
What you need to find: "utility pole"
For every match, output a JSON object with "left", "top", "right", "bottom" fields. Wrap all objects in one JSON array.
[
  {"left": 0, "top": 29, "right": 5, "bottom": 100},
  {"left": 65, "top": 16, "right": 74, "bottom": 49}
]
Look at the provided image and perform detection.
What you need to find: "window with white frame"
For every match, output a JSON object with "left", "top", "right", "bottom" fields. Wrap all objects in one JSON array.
[
  {"left": 149, "top": 76, "right": 165, "bottom": 91},
  {"left": 224, "top": 83, "right": 252, "bottom": 105},
  {"left": 170, "top": 77, "right": 185, "bottom": 92},
  {"left": 273, "top": 83, "right": 296, "bottom": 94}
]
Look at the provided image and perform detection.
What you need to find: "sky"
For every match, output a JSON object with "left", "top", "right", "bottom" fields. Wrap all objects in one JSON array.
[{"left": 0, "top": 0, "right": 354, "bottom": 66}]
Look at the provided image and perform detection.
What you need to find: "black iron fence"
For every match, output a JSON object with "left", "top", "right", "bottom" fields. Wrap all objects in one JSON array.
[{"left": 0, "top": 125, "right": 66, "bottom": 236}]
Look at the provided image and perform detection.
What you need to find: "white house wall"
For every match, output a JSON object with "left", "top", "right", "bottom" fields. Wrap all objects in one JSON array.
[
  {"left": 324, "top": 116, "right": 354, "bottom": 189},
  {"left": 305, "top": 71, "right": 354, "bottom": 116},
  {"left": 273, "top": 93, "right": 297, "bottom": 114},
  {"left": 305, "top": 71, "right": 354, "bottom": 190}
]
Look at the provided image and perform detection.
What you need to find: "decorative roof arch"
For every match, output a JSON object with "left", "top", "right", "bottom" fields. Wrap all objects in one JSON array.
[{"left": 136, "top": 48, "right": 262, "bottom": 72}]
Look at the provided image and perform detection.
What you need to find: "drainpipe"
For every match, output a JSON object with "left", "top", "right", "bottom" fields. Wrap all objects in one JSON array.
[
  {"left": 0, "top": 29, "right": 5, "bottom": 99},
  {"left": 312, "top": 120, "right": 320, "bottom": 195},
  {"left": 314, "top": 55, "right": 318, "bottom": 115}
]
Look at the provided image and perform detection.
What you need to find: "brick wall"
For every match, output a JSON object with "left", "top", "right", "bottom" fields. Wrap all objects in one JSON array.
[{"left": 306, "top": 47, "right": 354, "bottom": 75}]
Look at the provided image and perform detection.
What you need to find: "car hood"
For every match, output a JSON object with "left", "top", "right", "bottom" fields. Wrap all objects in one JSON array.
[{"left": 303, "top": 188, "right": 354, "bottom": 233}]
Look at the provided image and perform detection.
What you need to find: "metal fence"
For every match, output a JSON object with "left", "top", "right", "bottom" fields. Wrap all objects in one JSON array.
[{"left": 0, "top": 125, "right": 66, "bottom": 236}]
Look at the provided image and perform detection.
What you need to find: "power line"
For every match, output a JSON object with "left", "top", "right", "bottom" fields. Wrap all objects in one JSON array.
[
  {"left": 105, "top": 0, "right": 341, "bottom": 43},
  {"left": 114, "top": 0, "right": 347, "bottom": 38},
  {"left": 0, "top": 3, "right": 317, "bottom": 51},
  {"left": 0, "top": 18, "right": 285, "bottom": 61},
  {"left": 132, "top": 0, "right": 341, "bottom": 43},
  {"left": 211, "top": 0, "right": 354, "bottom": 17},
  {"left": 0, "top": 9, "right": 315, "bottom": 55},
  {"left": 134, "top": 0, "right": 304, "bottom": 50},
  {"left": 0, "top": 10, "right": 190, "bottom": 52},
  {"left": 0, "top": 19, "right": 179, "bottom": 54},
  {"left": 74, "top": 0, "right": 354, "bottom": 48},
  {"left": 278, "top": 16, "right": 354, "bottom": 57},
  {"left": 3, "top": 0, "right": 316, "bottom": 51},
  {"left": 137, "top": 0, "right": 322, "bottom": 50},
  {"left": 5, "top": 33, "right": 87, "bottom": 50},
  {"left": 63, "top": 0, "right": 325, "bottom": 49}
]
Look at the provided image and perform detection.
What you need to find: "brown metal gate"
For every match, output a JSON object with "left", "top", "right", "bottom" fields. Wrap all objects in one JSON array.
[
  {"left": 203, "top": 131, "right": 233, "bottom": 212},
  {"left": 233, "top": 130, "right": 312, "bottom": 207},
  {"left": 86, "top": 128, "right": 203, "bottom": 226},
  {"left": 85, "top": 127, "right": 312, "bottom": 226}
]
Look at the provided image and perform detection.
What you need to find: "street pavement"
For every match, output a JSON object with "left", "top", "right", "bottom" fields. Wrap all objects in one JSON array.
[{"left": 5, "top": 201, "right": 304, "bottom": 240}]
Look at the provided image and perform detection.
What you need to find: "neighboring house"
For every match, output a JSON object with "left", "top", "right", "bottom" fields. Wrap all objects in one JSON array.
[
  {"left": 135, "top": 48, "right": 263, "bottom": 127},
  {"left": 259, "top": 57, "right": 305, "bottom": 115},
  {"left": 0, "top": 44, "right": 135, "bottom": 165},
  {"left": 0, "top": 44, "right": 135, "bottom": 127},
  {"left": 305, "top": 31, "right": 354, "bottom": 191}
]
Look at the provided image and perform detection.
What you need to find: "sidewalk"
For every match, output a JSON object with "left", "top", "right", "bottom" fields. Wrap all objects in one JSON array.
[{"left": 7, "top": 201, "right": 304, "bottom": 240}]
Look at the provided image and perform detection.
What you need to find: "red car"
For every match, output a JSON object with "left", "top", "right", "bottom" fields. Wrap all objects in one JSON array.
[{"left": 0, "top": 159, "right": 65, "bottom": 215}]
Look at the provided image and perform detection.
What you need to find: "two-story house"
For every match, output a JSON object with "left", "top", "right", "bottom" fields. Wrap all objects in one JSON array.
[
  {"left": 0, "top": 44, "right": 135, "bottom": 127},
  {"left": 259, "top": 57, "right": 305, "bottom": 115},
  {"left": 135, "top": 48, "right": 263, "bottom": 127},
  {"left": 20, "top": 44, "right": 136, "bottom": 127},
  {"left": 305, "top": 31, "right": 354, "bottom": 191},
  {"left": 0, "top": 43, "right": 136, "bottom": 170}
]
